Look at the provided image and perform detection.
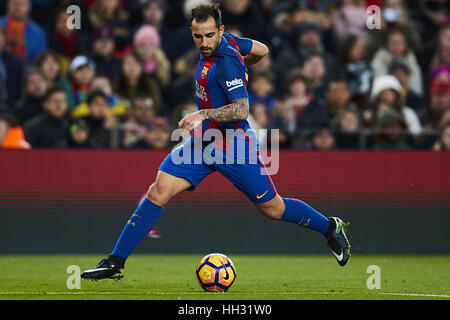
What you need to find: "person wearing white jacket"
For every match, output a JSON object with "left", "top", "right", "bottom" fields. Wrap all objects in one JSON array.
[
  {"left": 371, "top": 27, "right": 423, "bottom": 97},
  {"left": 365, "top": 75, "right": 422, "bottom": 135}
]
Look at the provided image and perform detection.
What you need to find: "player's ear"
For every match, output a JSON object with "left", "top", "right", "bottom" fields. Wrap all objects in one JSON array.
[{"left": 219, "top": 25, "right": 225, "bottom": 36}]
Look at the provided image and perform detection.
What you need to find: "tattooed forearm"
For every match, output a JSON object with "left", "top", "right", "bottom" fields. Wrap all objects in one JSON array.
[{"left": 199, "top": 98, "right": 249, "bottom": 122}]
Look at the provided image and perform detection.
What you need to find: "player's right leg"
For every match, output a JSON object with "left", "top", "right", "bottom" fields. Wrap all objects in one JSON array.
[
  {"left": 81, "top": 171, "right": 193, "bottom": 280},
  {"left": 216, "top": 146, "right": 351, "bottom": 266}
]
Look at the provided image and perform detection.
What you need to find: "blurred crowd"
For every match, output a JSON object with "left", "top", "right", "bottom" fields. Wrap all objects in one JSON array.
[{"left": 0, "top": 0, "right": 450, "bottom": 151}]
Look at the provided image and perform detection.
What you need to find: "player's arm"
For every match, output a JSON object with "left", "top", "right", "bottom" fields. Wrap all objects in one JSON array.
[
  {"left": 178, "top": 98, "right": 249, "bottom": 131},
  {"left": 243, "top": 40, "right": 269, "bottom": 66},
  {"left": 224, "top": 32, "right": 268, "bottom": 66},
  {"left": 199, "top": 97, "right": 249, "bottom": 122}
]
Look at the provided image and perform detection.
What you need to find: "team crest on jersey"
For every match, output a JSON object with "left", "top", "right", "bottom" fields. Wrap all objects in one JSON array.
[{"left": 201, "top": 66, "right": 209, "bottom": 79}]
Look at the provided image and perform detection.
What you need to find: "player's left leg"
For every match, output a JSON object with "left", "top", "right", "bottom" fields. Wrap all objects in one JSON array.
[
  {"left": 215, "top": 148, "right": 351, "bottom": 266},
  {"left": 254, "top": 195, "right": 351, "bottom": 266},
  {"left": 254, "top": 194, "right": 328, "bottom": 233}
]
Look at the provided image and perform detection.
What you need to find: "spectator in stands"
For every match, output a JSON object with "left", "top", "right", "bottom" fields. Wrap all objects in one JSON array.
[
  {"left": 331, "top": 105, "right": 362, "bottom": 149},
  {"left": 0, "top": 26, "right": 24, "bottom": 104},
  {"left": 271, "top": 0, "right": 334, "bottom": 56},
  {"left": 33, "top": 50, "right": 75, "bottom": 109},
  {"left": 388, "top": 60, "right": 427, "bottom": 120},
  {"left": 88, "top": 0, "right": 130, "bottom": 56},
  {"left": 420, "top": 66, "right": 450, "bottom": 138},
  {"left": 301, "top": 53, "right": 329, "bottom": 98},
  {"left": 432, "top": 122, "right": 450, "bottom": 151},
  {"left": 247, "top": 101, "right": 269, "bottom": 150},
  {"left": 131, "top": 116, "right": 170, "bottom": 149},
  {"left": 436, "top": 108, "right": 450, "bottom": 138},
  {"left": 336, "top": 34, "right": 373, "bottom": 108},
  {"left": 282, "top": 68, "right": 330, "bottom": 129},
  {"left": 80, "top": 89, "right": 119, "bottom": 148},
  {"left": 114, "top": 52, "right": 162, "bottom": 114},
  {"left": 72, "top": 75, "right": 127, "bottom": 119},
  {"left": 248, "top": 70, "right": 275, "bottom": 111},
  {"left": 122, "top": 94, "right": 155, "bottom": 148},
  {"left": 67, "top": 118, "right": 93, "bottom": 148},
  {"left": 366, "top": 0, "right": 421, "bottom": 59},
  {"left": 48, "top": 6, "right": 90, "bottom": 61},
  {"left": 428, "top": 25, "right": 450, "bottom": 72},
  {"left": 268, "top": 98, "right": 296, "bottom": 147},
  {"left": 274, "top": 21, "right": 334, "bottom": 93},
  {"left": 266, "top": 97, "right": 294, "bottom": 149},
  {"left": 371, "top": 26, "right": 423, "bottom": 96},
  {"left": 23, "top": 86, "right": 70, "bottom": 148},
  {"left": 166, "top": 48, "right": 197, "bottom": 111},
  {"left": 0, "top": 113, "right": 30, "bottom": 149},
  {"left": 248, "top": 50, "right": 273, "bottom": 75},
  {"left": 280, "top": 69, "right": 312, "bottom": 117},
  {"left": 330, "top": 0, "right": 367, "bottom": 44},
  {"left": 171, "top": 98, "right": 197, "bottom": 128},
  {"left": 136, "top": 0, "right": 168, "bottom": 33},
  {"left": 0, "top": 0, "right": 47, "bottom": 64},
  {"left": 133, "top": 0, "right": 176, "bottom": 60},
  {"left": 367, "top": 75, "right": 422, "bottom": 135},
  {"left": 14, "top": 66, "right": 49, "bottom": 124},
  {"left": 419, "top": 67, "right": 450, "bottom": 149},
  {"left": 305, "top": 127, "right": 336, "bottom": 151},
  {"left": 0, "top": 78, "right": 12, "bottom": 114},
  {"left": 68, "top": 55, "right": 96, "bottom": 106},
  {"left": 133, "top": 25, "right": 171, "bottom": 89},
  {"left": 325, "top": 78, "right": 358, "bottom": 120},
  {"left": 221, "top": 0, "right": 267, "bottom": 42},
  {"left": 88, "top": 24, "right": 122, "bottom": 84},
  {"left": 373, "top": 109, "right": 410, "bottom": 150},
  {"left": 2, "top": 0, "right": 445, "bottom": 151}
]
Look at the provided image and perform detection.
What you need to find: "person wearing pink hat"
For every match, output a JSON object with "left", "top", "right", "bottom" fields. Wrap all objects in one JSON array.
[
  {"left": 427, "top": 65, "right": 450, "bottom": 129},
  {"left": 134, "top": 25, "right": 171, "bottom": 89}
]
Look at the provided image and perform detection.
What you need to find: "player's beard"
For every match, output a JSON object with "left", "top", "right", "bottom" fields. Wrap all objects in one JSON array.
[{"left": 200, "top": 36, "right": 222, "bottom": 58}]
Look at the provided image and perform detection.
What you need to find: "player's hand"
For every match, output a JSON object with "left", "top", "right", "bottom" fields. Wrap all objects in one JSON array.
[{"left": 178, "top": 111, "right": 207, "bottom": 132}]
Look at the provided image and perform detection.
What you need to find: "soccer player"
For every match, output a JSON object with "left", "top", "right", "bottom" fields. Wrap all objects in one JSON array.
[{"left": 81, "top": 4, "right": 351, "bottom": 280}]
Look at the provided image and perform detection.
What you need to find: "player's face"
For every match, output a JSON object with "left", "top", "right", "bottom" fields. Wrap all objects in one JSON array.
[{"left": 191, "top": 16, "right": 224, "bottom": 58}]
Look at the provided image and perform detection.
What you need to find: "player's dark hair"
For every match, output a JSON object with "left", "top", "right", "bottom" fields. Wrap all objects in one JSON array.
[{"left": 190, "top": 3, "right": 222, "bottom": 29}]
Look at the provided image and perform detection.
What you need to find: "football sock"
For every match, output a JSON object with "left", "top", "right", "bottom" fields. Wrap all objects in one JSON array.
[
  {"left": 110, "top": 198, "right": 163, "bottom": 260},
  {"left": 281, "top": 198, "right": 330, "bottom": 234}
]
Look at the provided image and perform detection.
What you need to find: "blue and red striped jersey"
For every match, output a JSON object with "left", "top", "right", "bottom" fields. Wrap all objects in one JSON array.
[{"left": 193, "top": 33, "right": 252, "bottom": 144}]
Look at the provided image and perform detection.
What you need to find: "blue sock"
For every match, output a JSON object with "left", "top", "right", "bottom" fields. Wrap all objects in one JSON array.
[
  {"left": 281, "top": 198, "right": 329, "bottom": 234},
  {"left": 111, "top": 198, "right": 163, "bottom": 259}
]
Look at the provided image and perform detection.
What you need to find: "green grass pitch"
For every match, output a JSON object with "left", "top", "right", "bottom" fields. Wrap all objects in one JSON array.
[{"left": 0, "top": 255, "right": 449, "bottom": 300}]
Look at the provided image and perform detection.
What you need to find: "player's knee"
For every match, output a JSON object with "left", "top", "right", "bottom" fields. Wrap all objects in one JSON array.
[
  {"left": 256, "top": 196, "right": 285, "bottom": 220},
  {"left": 146, "top": 182, "right": 167, "bottom": 206},
  {"left": 258, "top": 203, "right": 284, "bottom": 220},
  {"left": 265, "top": 208, "right": 284, "bottom": 220}
]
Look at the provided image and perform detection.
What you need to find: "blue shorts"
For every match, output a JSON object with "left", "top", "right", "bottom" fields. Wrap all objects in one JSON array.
[{"left": 159, "top": 136, "right": 277, "bottom": 203}]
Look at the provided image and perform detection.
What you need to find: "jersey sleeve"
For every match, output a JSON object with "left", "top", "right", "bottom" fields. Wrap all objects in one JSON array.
[
  {"left": 216, "top": 55, "right": 249, "bottom": 102},
  {"left": 223, "top": 32, "right": 253, "bottom": 56}
]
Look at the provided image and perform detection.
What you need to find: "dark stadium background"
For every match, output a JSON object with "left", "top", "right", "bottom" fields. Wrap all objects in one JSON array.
[
  {"left": 0, "top": 0, "right": 449, "bottom": 257},
  {"left": 1, "top": 149, "right": 449, "bottom": 255}
]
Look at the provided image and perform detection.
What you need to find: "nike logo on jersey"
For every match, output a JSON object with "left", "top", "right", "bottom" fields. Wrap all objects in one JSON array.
[{"left": 256, "top": 190, "right": 268, "bottom": 199}]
